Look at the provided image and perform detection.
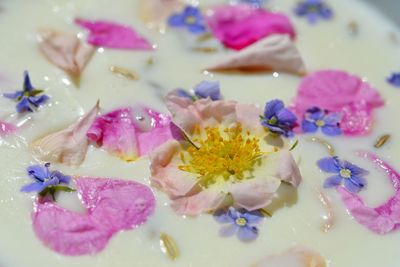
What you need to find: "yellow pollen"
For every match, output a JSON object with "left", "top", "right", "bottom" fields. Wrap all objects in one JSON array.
[
  {"left": 235, "top": 217, "right": 247, "bottom": 226},
  {"left": 178, "top": 124, "right": 262, "bottom": 187},
  {"left": 185, "top": 16, "right": 196, "bottom": 25},
  {"left": 340, "top": 168, "right": 352, "bottom": 179},
  {"left": 315, "top": 119, "right": 325, "bottom": 127}
]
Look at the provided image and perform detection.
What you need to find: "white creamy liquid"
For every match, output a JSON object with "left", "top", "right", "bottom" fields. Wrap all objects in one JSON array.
[{"left": 0, "top": 0, "right": 399, "bottom": 266}]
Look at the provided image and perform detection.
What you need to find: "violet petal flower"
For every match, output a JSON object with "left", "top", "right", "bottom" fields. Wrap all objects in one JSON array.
[
  {"left": 294, "top": 0, "right": 333, "bottom": 24},
  {"left": 301, "top": 107, "right": 342, "bottom": 136},
  {"left": 3, "top": 71, "right": 49, "bottom": 113},
  {"left": 194, "top": 80, "right": 221, "bottom": 101},
  {"left": 317, "top": 157, "right": 368, "bottom": 193},
  {"left": 387, "top": 72, "right": 400, "bottom": 87},
  {"left": 261, "top": 99, "right": 297, "bottom": 137},
  {"left": 214, "top": 207, "right": 263, "bottom": 242},
  {"left": 168, "top": 6, "right": 207, "bottom": 34}
]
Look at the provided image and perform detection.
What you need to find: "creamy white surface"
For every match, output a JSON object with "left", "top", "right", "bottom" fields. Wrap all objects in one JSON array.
[{"left": 0, "top": 0, "right": 399, "bottom": 267}]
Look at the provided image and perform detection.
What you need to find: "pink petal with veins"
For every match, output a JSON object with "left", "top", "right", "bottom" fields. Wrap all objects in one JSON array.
[
  {"left": 205, "top": 4, "right": 295, "bottom": 50},
  {"left": 32, "top": 177, "right": 155, "bottom": 256},
  {"left": 75, "top": 19, "right": 153, "bottom": 50}
]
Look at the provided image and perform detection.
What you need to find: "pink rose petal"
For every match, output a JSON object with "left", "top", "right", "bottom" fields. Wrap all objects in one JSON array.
[
  {"left": 32, "top": 177, "right": 155, "bottom": 256},
  {"left": 32, "top": 178, "right": 155, "bottom": 256},
  {"left": 337, "top": 152, "right": 400, "bottom": 235},
  {"left": 0, "top": 120, "right": 16, "bottom": 136},
  {"left": 205, "top": 4, "right": 295, "bottom": 50},
  {"left": 75, "top": 19, "right": 153, "bottom": 50},
  {"left": 87, "top": 106, "right": 176, "bottom": 161},
  {"left": 291, "top": 70, "right": 384, "bottom": 135},
  {"left": 207, "top": 34, "right": 306, "bottom": 75}
]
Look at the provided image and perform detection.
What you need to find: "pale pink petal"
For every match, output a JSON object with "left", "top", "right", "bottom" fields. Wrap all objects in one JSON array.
[
  {"left": 150, "top": 140, "right": 199, "bottom": 198},
  {"left": 87, "top": 106, "right": 175, "bottom": 161},
  {"left": 32, "top": 177, "right": 155, "bottom": 256},
  {"left": 291, "top": 70, "right": 384, "bottom": 136},
  {"left": 75, "top": 19, "right": 153, "bottom": 50},
  {"left": 276, "top": 150, "right": 302, "bottom": 187},
  {"left": 205, "top": 4, "right": 295, "bottom": 50},
  {"left": 0, "top": 120, "right": 16, "bottom": 136},
  {"left": 315, "top": 188, "right": 334, "bottom": 232},
  {"left": 252, "top": 247, "right": 326, "bottom": 267},
  {"left": 38, "top": 29, "right": 95, "bottom": 77},
  {"left": 235, "top": 103, "right": 264, "bottom": 133},
  {"left": 229, "top": 176, "right": 281, "bottom": 211},
  {"left": 30, "top": 101, "right": 100, "bottom": 166},
  {"left": 337, "top": 152, "right": 400, "bottom": 235},
  {"left": 138, "top": 0, "right": 184, "bottom": 30},
  {"left": 207, "top": 34, "right": 306, "bottom": 75},
  {"left": 171, "top": 190, "right": 227, "bottom": 216}
]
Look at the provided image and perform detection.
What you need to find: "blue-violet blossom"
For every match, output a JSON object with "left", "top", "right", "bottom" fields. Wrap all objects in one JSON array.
[
  {"left": 21, "top": 163, "right": 71, "bottom": 193},
  {"left": 175, "top": 80, "right": 221, "bottom": 101},
  {"left": 387, "top": 72, "right": 400, "bottom": 87},
  {"left": 214, "top": 207, "right": 263, "bottom": 242},
  {"left": 3, "top": 71, "right": 49, "bottom": 113},
  {"left": 294, "top": 0, "right": 333, "bottom": 24},
  {"left": 318, "top": 157, "right": 368, "bottom": 193},
  {"left": 168, "top": 6, "right": 207, "bottom": 34},
  {"left": 261, "top": 99, "right": 297, "bottom": 137},
  {"left": 301, "top": 107, "right": 342, "bottom": 136}
]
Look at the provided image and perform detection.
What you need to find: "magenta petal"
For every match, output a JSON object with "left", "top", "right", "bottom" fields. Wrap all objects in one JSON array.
[
  {"left": 75, "top": 19, "right": 153, "bottom": 50},
  {"left": 0, "top": 120, "right": 16, "bottom": 136},
  {"left": 87, "top": 107, "right": 175, "bottom": 161},
  {"left": 205, "top": 4, "right": 295, "bottom": 50},
  {"left": 32, "top": 177, "right": 155, "bottom": 256},
  {"left": 291, "top": 70, "right": 384, "bottom": 136},
  {"left": 337, "top": 152, "right": 400, "bottom": 235}
]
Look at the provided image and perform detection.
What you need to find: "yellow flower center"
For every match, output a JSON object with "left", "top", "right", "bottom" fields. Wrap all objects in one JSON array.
[
  {"left": 178, "top": 124, "right": 263, "bottom": 188},
  {"left": 235, "top": 217, "right": 247, "bottom": 226},
  {"left": 315, "top": 119, "right": 325, "bottom": 127},
  {"left": 340, "top": 168, "right": 352, "bottom": 179},
  {"left": 185, "top": 16, "right": 196, "bottom": 25}
]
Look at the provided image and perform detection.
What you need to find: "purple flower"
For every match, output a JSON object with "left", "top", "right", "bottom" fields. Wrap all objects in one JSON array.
[
  {"left": 294, "top": 0, "right": 333, "bottom": 24},
  {"left": 214, "top": 207, "right": 263, "bottom": 242},
  {"left": 168, "top": 6, "right": 207, "bottom": 34},
  {"left": 387, "top": 73, "right": 400, "bottom": 87},
  {"left": 239, "top": 0, "right": 266, "bottom": 8},
  {"left": 173, "top": 80, "right": 221, "bottom": 101},
  {"left": 3, "top": 71, "right": 49, "bottom": 113},
  {"left": 317, "top": 157, "right": 368, "bottom": 193},
  {"left": 21, "top": 163, "right": 71, "bottom": 194},
  {"left": 261, "top": 99, "right": 297, "bottom": 137},
  {"left": 301, "top": 107, "right": 342, "bottom": 136}
]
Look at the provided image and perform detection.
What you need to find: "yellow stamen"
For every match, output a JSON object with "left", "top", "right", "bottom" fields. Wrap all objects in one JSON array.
[
  {"left": 185, "top": 16, "right": 196, "bottom": 25},
  {"left": 235, "top": 217, "right": 247, "bottom": 226},
  {"left": 340, "top": 168, "right": 352, "bottom": 178},
  {"left": 178, "top": 124, "right": 262, "bottom": 187},
  {"left": 315, "top": 120, "right": 325, "bottom": 127}
]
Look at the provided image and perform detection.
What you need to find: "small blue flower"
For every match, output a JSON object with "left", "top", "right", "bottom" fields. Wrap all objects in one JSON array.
[
  {"left": 387, "top": 72, "right": 400, "bottom": 87},
  {"left": 239, "top": 0, "right": 266, "bottom": 8},
  {"left": 21, "top": 163, "right": 71, "bottom": 194},
  {"left": 214, "top": 207, "right": 263, "bottom": 242},
  {"left": 261, "top": 99, "right": 297, "bottom": 137},
  {"left": 301, "top": 107, "right": 342, "bottom": 136},
  {"left": 168, "top": 6, "right": 207, "bottom": 34},
  {"left": 317, "top": 157, "right": 368, "bottom": 193},
  {"left": 3, "top": 71, "right": 49, "bottom": 113},
  {"left": 173, "top": 80, "right": 221, "bottom": 101},
  {"left": 294, "top": 0, "right": 333, "bottom": 24}
]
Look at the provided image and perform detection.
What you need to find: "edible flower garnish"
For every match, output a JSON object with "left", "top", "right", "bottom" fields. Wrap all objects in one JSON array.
[
  {"left": 0, "top": 120, "right": 16, "bottom": 137},
  {"left": 387, "top": 72, "right": 400, "bottom": 87},
  {"left": 168, "top": 6, "right": 207, "bottom": 34},
  {"left": 318, "top": 157, "right": 368, "bottom": 193},
  {"left": 173, "top": 80, "right": 221, "bottom": 101},
  {"left": 301, "top": 107, "right": 342, "bottom": 136},
  {"left": 294, "top": 0, "right": 333, "bottom": 24},
  {"left": 261, "top": 99, "right": 297, "bottom": 137},
  {"left": 21, "top": 163, "right": 73, "bottom": 199},
  {"left": 151, "top": 97, "right": 302, "bottom": 216},
  {"left": 214, "top": 207, "right": 263, "bottom": 242},
  {"left": 3, "top": 71, "right": 49, "bottom": 113},
  {"left": 32, "top": 177, "right": 155, "bottom": 255}
]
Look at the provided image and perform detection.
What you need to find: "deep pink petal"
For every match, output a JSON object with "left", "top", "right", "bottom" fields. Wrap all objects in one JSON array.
[
  {"left": 32, "top": 177, "right": 155, "bottom": 256},
  {"left": 205, "top": 4, "right": 295, "bottom": 50},
  {"left": 75, "top": 19, "right": 153, "bottom": 50}
]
